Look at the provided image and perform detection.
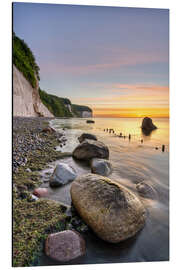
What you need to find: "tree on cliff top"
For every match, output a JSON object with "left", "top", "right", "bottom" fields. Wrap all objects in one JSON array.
[{"left": 13, "top": 32, "right": 40, "bottom": 88}]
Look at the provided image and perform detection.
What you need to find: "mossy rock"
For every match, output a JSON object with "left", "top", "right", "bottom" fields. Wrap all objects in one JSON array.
[{"left": 71, "top": 173, "right": 146, "bottom": 243}]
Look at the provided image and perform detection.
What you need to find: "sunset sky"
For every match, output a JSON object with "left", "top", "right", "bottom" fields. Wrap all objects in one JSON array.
[{"left": 13, "top": 3, "right": 169, "bottom": 118}]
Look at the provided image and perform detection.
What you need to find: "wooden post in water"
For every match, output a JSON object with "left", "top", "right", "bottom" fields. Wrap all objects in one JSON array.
[
  {"left": 120, "top": 132, "right": 122, "bottom": 137},
  {"left": 141, "top": 139, "right": 143, "bottom": 143},
  {"left": 129, "top": 134, "right": 131, "bottom": 140},
  {"left": 162, "top": 145, "right": 165, "bottom": 152}
]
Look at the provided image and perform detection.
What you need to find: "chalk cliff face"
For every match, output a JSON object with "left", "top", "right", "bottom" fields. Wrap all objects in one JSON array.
[
  {"left": 13, "top": 65, "right": 53, "bottom": 117},
  {"left": 81, "top": 111, "right": 92, "bottom": 118}
]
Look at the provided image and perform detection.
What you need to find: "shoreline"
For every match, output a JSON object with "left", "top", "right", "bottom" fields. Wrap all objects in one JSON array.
[
  {"left": 13, "top": 117, "right": 73, "bottom": 267},
  {"left": 12, "top": 116, "right": 169, "bottom": 266}
]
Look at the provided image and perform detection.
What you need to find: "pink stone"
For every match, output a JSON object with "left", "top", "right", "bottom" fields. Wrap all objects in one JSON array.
[
  {"left": 33, "top": 188, "right": 48, "bottom": 198},
  {"left": 45, "top": 230, "right": 86, "bottom": 262}
]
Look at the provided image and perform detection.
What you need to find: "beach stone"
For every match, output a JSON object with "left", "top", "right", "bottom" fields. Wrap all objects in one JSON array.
[
  {"left": 50, "top": 163, "right": 77, "bottom": 187},
  {"left": 42, "top": 127, "right": 56, "bottom": 134},
  {"left": 141, "top": 117, "right": 157, "bottom": 131},
  {"left": 86, "top": 120, "right": 95, "bottom": 123},
  {"left": 29, "top": 194, "right": 39, "bottom": 201},
  {"left": 78, "top": 133, "right": 97, "bottom": 143},
  {"left": 91, "top": 158, "right": 112, "bottom": 176},
  {"left": 45, "top": 230, "right": 86, "bottom": 262},
  {"left": 136, "top": 182, "right": 157, "bottom": 199},
  {"left": 71, "top": 173, "right": 146, "bottom": 243},
  {"left": 33, "top": 188, "right": 48, "bottom": 198},
  {"left": 73, "top": 140, "right": 109, "bottom": 161}
]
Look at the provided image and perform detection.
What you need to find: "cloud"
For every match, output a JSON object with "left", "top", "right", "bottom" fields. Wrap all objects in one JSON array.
[
  {"left": 72, "top": 83, "right": 169, "bottom": 106},
  {"left": 41, "top": 48, "right": 168, "bottom": 75},
  {"left": 111, "top": 84, "right": 169, "bottom": 92}
]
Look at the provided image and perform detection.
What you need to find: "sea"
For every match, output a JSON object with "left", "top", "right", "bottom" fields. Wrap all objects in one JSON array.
[{"left": 38, "top": 117, "right": 169, "bottom": 265}]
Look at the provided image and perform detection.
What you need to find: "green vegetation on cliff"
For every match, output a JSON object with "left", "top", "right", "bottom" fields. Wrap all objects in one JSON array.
[
  {"left": 13, "top": 32, "right": 40, "bottom": 88},
  {"left": 13, "top": 33, "right": 92, "bottom": 117},
  {"left": 39, "top": 89, "right": 92, "bottom": 117},
  {"left": 39, "top": 89, "right": 73, "bottom": 117}
]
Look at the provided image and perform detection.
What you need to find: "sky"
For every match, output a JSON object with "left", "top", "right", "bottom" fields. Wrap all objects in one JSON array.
[{"left": 13, "top": 3, "right": 169, "bottom": 118}]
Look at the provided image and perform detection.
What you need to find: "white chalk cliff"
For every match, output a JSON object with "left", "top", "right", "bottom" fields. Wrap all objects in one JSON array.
[
  {"left": 13, "top": 64, "right": 54, "bottom": 117},
  {"left": 81, "top": 111, "right": 92, "bottom": 118}
]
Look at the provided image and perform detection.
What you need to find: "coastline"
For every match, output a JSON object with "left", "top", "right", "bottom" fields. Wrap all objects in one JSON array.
[
  {"left": 13, "top": 116, "right": 72, "bottom": 267},
  {"left": 12, "top": 116, "right": 169, "bottom": 266}
]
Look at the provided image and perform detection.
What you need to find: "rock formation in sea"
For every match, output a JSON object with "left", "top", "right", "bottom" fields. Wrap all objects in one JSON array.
[{"left": 141, "top": 117, "right": 157, "bottom": 131}]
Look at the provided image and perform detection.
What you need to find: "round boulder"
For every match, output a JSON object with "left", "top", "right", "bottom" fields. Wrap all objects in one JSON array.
[
  {"left": 141, "top": 117, "right": 157, "bottom": 131},
  {"left": 78, "top": 133, "right": 97, "bottom": 143},
  {"left": 91, "top": 158, "right": 112, "bottom": 176},
  {"left": 45, "top": 230, "right": 86, "bottom": 262},
  {"left": 50, "top": 163, "right": 77, "bottom": 187},
  {"left": 73, "top": 140, "right": 109, "bottom": 161},
  {"left": 136, "top": 182, "right": 157, "bottom": 199},
  {"left": 70, "top": 173, "right": 146, "bottom": 243}
]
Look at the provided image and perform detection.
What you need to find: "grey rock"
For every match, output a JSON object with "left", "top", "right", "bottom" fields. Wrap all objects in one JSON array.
[
  {"left": 91, "top": 158, "right": 112, "bottom": 176},
  {"left": 50, "top": 163, "right": 77, "bottom": 187},
  {"left": 78, "top": 133, "right": 97, "bottom": 143},
  {"left": 136, "top": 182, "right": 157, "bottom": 199},
  {"left": 73, "top": 139, "right": 109, "bottom": 161}
]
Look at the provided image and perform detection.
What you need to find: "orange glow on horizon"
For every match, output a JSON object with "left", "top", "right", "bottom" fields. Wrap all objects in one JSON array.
[{"left": 93, "top": 107, "right": 169, "bottom": 118}]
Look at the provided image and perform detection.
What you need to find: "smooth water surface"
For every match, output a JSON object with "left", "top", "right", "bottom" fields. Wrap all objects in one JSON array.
[{"left": 38, "top": 117, "right": 169, "bottom": 265}]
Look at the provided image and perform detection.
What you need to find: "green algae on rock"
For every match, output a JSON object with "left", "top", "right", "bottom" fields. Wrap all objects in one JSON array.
[{"left": 13, "top": 195, "right": 67, "bottom": 267}]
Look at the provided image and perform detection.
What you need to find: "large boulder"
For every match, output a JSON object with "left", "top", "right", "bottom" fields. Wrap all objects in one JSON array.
[
  {"left": 78, "top": 133, "right": 97, "bottom": 143},
  {"left": 73, "top": 140, "right": 109, "bottom": 161},
  {"left": 70, "top": 174, "right": 146, "bottom": 243},
  {"left": 91, "top": 158, "right": 112, "bottom": 176},
  {"left": 50, "top": 163, "right": 77, "bottom": 187},
  {"left": 45, "top": 230, "right": 86, "bottom": 262},
  {"left": 141, "top": 117, "right": 157, "bottom": 131}
]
